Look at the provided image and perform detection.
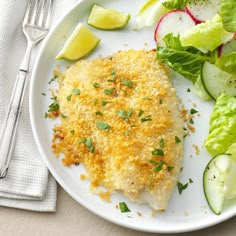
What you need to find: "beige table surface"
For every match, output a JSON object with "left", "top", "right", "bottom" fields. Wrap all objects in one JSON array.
[{"left": 0, "top": 184, "right": 235, "bottom": 236}]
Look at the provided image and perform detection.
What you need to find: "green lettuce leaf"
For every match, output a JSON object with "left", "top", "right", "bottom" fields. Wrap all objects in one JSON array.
[
  {"left": 204, "top": 93, "right": 236, "bottom": 157},
  {"left": 180, "top": 14, "right": 234, "bottom": 52},
  {"left": 220, "top": 0, "right": 236, "bottom": 32},
  {"left": 162, "top": 0, "right": 189, "bottom": 10},
  {"left": 156, "top": 34, "right": 215, "bottom": 82},
  {"left": 215, "top": 52, "right": 236, "bottom": 75}
]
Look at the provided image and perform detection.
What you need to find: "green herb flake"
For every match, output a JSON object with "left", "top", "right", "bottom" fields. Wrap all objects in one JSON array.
[
  {"left": 189, "top": 118, "right": 194, "bottom": 124},
  {"left": 70, "top": 130, "right": 75, "bottom": 135},
  {"left": 49, "top": 74, "right": 58, "bottom": 84},
  {"left": 190, "top": 108, "right": 198, "bottom": 114},
  {"left": 102, "top": 101, "right": 109, "bottom": 106},
  {"left": 119, "top": 202, "right": 130, "bottom": 213},
  {"left": 61, "top": 113, "right": 67, "bottom": 119},
  {"left": 159, "top": 99, "right": 163, "bottom": 104},
  {"left": 104, "top": 89, "right": 114, "bottom": 95},
  {"left": 177, "top": 181, "right": 188, "bottom": 194},
  {"left": 92, "top": 83, "right": 100, "bottom": 88},
  {"left": 42, "top": 92, "right": 46, "bottom": 96},
  {"left": 96, "top": 121, "right": 110, "bottom": 131},
  {"left": 168, "top": 166, "right": 174, "bottom": 172},
  {"left": 141, "top": 115, "right": 152, "bottom": 123},
  {"left": 138, "top": 109, "right": 144, "bottom": 117},
  {"left": 151, "top": 148, "right": 164, "bottom": 156},
  {"left": 93, "top": 99, "right": 98, "bottom": 105},
  {"left": 116, "top": 110, "right": 129, "bottom": 122},
  {"left": 44, "top": 112, "right": 48, "bottom": 118},
  {"left": 153, "top": 160, "right": 166, "bottom": 173},
  {"left": 111, "top": 70, "right": 116, "bottom": 77},
  {"left": 85, "top": 137, "right": 95, "bottom": 153},
  {"left": 142, "top": 97, "right": 152, "bottom": 101},
  {"left": 187, "top": 88, "right": 191, "bottom": 92},
  {"left": 78, "top": 137, "right": 87, "bottom": 144},
  {"left": 159, "top": 138, "right": 164, "bottom": 148},
  {"left": 73, "top": 88, "right": 81, "bottom": 95},
  {"left": 95, "top": 111, "right": 103, "bottom": 116},
  {"left": 48, "top": 97, "right": 59, "bottom": 112},
  {"left": 125, "top": 130, "right": 129, "bottom": 136},
  {"left": 67, "top": 94, "right": 72, "bottom": 101},
  {"left": 189, "top": 178, "right": 194, "bottom": 184},
  {"left": 127, "top": 108, "right": 133, "bottom": 117},
  {"left": 175, "top": 136, "right": 181, "bottom": 143},
  {"left": 121, "top": 79, "right": 134, "bottom": 87}
]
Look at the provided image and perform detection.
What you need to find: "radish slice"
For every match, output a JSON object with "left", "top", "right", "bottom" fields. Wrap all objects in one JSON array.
[
  {"left": 154, "top": 10, "right": 196, "bottom": 46},
  {"left": 218, "top": 38, "right": 236, "bottom": 57},
  {"left": 186, "top": 0, "right": 220, "bottom": 23}
]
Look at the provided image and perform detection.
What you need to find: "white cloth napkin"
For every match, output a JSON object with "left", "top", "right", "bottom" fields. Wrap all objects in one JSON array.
[{"left": 0, "top": 0, "right": 77, "bottom": 211}]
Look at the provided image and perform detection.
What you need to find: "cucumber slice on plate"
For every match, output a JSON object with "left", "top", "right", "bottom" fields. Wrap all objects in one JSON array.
[
  {"left": 201, "top": 62, "right": 236, "bottom": 100},
  {"left": 203, "top": 154, "right": 236, "bottom": 215}
]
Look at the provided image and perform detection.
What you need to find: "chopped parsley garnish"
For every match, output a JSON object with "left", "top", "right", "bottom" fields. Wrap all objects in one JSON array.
[
  {"left": 116, "top": 110, "right": 129, "bottom": 122},
  {"left": 121, "top": 79, "right": 134, "bottom": 87},
  {"left": 42, "top": 92, "right": 46, "bottom": 96},
  {"left": 159, "top": 99, "right": 163, "bottom": 104},
  {"left": 177, "top": 181, "right": 188, "bottom": 194},
  {"left": 96, "top": 121, "right": 110, "bottom": 131},
  {"left": 70, "top": 130, "right": 75, "bottom": 135},
  {"left": 104, "top": 89, "right": 114, "bottom": 95},
  {"left": 102, "top": 100, "right": 109, "bottom": 106},
  {"left": 48, "top": 97, "right": 59, "bottom": 112},
  {"left": 127, "top": 108, "right": 133, "bottom": 118},
  {"left": 141, "top": 115, "right": 152, "bottom": 123},
  {"left": 149, "top": 160, "right": 169, "bottom": 173},
  {"left": 125, "top": 130, "right": 129, "bottom": 136},
  {"left": 189, "top": 118, "right": 194, "bottom": 124},
  {"left": 119, "top": 202, "right": 130, "bottom": 213},
  {"left": 73, "top": 88, "right": 81, "bottom": 95},
  {"left": 111, "top": 70, "right": 116, "bottom": 77},
  {"left": 190, "top": 108, "right": 198, "bottom": 114},
  {"left": 44, "top": 112, "right": 48, "bottom": 118},
  {"left": 66, "top": 94, "right": 72, "bottom": 101},
  {"left": 189, "top": 178, "right": 194, "bottom": 183},
  {"left": 95, "top": 111, "right": 103, "bottom": 116},
  {"left": 93, "top": 99, "right": 98, "bottom": 105},
  {"left": 175, "top": 136, "right": 181, "bottom": 143},
  {"left": 168, "top": 166, "right": 174, "bottom": 172},
  {"left": 138, "top": 109, "right": 144, "bottom": 117},
  {"left": 151, "top": 148, "right": 164, "bottom": 156},
  {"left": 159, "top": 138, "right": 164, "bottom": 148},
  {"left": 49, "top": 74, "right": 58, "bottom": 84},
  {"left": 92, "top": 83, "right": 100, "bottom": 88},
  {"left": 187, "top": 88, "right": 191, "bottom": 92},
  {"left": 78, "top": 137, "right": 95, "bottom": 153},
  {"left": 61, "top": 113, "right": 67, "bottom": 119},
  {"left": 142, "top": 97, "right": 152, "bottom": 100}
]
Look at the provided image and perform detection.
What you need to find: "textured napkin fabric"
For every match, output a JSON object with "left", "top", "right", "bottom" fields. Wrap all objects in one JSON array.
[{"left": 0, "top": 0, "right": 77, "bottom": 211}]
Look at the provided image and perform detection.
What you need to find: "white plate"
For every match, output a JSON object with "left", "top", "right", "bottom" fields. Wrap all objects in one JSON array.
[{"left": 29, "top": 0, "right": 236, "bottom": 233}]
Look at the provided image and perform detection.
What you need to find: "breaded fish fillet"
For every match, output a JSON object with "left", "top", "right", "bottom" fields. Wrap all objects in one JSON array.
[{"left": 52, "top": 49, "right": 184, "bottom": 210}]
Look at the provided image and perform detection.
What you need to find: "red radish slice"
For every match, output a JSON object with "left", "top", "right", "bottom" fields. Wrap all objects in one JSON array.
[
  {"left": 154, "top": 10, "right": 196, "bottom": 46},
  {"left": 218, "top": 38, "right": 236, "bottom": 57},
  {"left": 186, "top": 0, "right": 220, "bottom": 23}
]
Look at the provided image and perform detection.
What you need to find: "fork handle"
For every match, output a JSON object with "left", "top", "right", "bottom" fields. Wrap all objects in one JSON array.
[{"left": 0, "top": 70, "right": 28, "bottom": 178}]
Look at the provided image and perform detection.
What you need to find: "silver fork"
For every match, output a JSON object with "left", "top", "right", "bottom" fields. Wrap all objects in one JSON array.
[{"left": 0, "top": 0, "right": 54, "bottom": 178}]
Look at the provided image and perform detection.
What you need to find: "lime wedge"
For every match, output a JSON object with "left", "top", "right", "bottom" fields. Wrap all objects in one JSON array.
[
  {"left": 56, "top": 22, "right": 100, "bottom": 61},
  {"left": 87, "top": 4, "right": 130, "bottom": 30}
]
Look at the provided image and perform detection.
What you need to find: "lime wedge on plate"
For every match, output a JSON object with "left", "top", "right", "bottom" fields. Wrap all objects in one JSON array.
[
  {"left": 88, "top": 4, "right": 130, "bottom": 30},
  {"left": 56, "top": 22, "right": 100, "bottom": 61}
]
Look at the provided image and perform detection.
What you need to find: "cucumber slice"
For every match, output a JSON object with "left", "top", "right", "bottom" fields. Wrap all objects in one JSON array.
[
  {"left": 203, "top": 154, "right": 231, "bottom": 215},
  {"left": 201, "top": 62, "right": 236, "bottom": 100}
]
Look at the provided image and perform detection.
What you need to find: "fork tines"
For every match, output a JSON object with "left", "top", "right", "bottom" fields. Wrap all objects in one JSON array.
[{"left": 24, "top": 0, "right": 54, "bottom": 28}]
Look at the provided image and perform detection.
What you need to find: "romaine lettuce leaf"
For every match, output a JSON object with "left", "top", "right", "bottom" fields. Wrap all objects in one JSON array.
[
  {"left": 220, "top": 0, "right": 236, "bottom": 32},
  {"left": 204, "top": 93, "right": 236, "bottom": 157},
  {"left": 215, "top": 52, "right": 236, "bottom": 75},
  {"left": 180, "top": 14, "right": 234, "bottom": 52},
  {"left": 156, "top": 34, "right": 215, "bottom": 82},
  {"left": 135, "top": 0, "right": 168, "bottom": 29},
  {"left": 162, "top": 0, "right": 189, "bottom": 10}
]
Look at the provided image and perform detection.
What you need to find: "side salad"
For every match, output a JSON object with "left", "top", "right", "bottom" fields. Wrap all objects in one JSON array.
[{"left": 136, "top": 0, "right": 236, "bottom": 215}]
